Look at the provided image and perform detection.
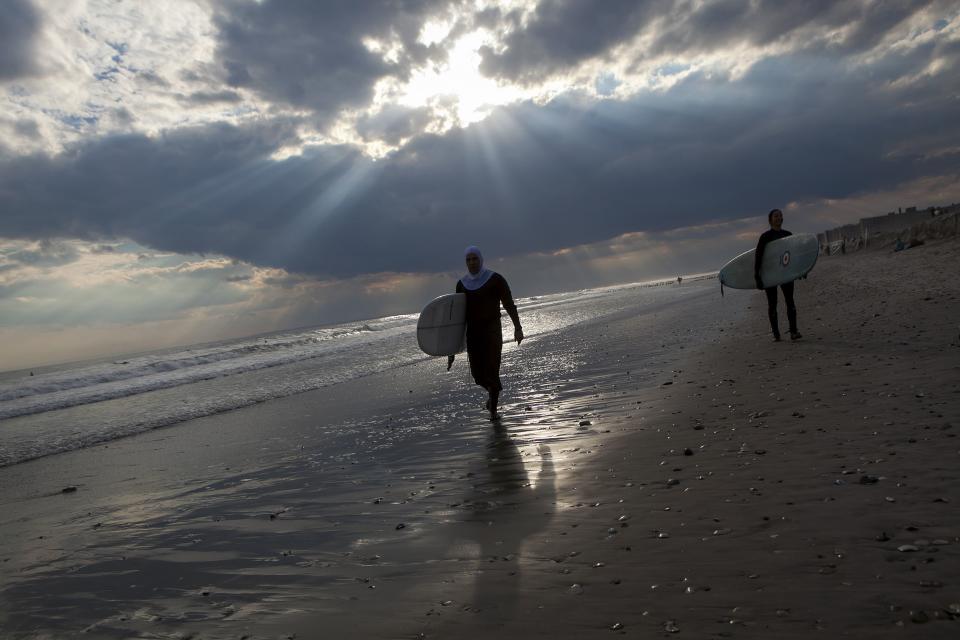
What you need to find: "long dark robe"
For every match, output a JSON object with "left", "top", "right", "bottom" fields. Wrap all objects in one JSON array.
[{"left": 455, "top": 273, "right": 521, "bottom": 394}]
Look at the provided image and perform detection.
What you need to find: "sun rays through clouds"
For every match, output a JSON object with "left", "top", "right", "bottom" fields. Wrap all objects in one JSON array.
[{"left": 2, "top": 1, "right": 960, "bottom": 368}]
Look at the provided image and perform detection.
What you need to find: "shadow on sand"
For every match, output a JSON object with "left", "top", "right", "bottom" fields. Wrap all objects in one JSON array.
[{"left": 450, "top": 422, "right": 557, "bottom": 622}]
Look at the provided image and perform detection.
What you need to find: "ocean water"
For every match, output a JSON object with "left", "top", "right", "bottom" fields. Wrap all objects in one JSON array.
[{"left": 0, "top": 275, "right": 715, "bottom": 468}]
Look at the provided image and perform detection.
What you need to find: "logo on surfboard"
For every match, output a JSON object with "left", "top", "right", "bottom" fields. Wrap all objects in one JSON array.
[{"left": 781, "top": 251, "right": 791, "bottom": 267}]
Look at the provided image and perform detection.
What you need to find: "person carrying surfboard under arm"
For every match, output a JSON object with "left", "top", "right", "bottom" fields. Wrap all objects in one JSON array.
[
  {"left": 447, "top": 246, "right": 524, "bottom": 421},
  {"left": 755, "top": 209, "right": 802, "bottom": 342}
]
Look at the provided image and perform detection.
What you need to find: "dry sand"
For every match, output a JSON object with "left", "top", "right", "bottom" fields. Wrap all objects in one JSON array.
[{"left": 1, "top": 238, "right": 958, "bottom": 639}]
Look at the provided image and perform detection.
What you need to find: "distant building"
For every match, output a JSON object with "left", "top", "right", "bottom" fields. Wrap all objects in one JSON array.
[
  {"left": 819, "top": 201, "right": 959, "bottom": 253},
  {"left": 839, "top": 223, "right": 860, "bottom": 251},
  {"left": 823, "top": 227, "right": 846, "bottom": 254},
  {"left": 938, "top": 202, "right": 960, "bottom": 216},
  {"left": 860, "top": 208, "right": 934, "bottom": 246}
]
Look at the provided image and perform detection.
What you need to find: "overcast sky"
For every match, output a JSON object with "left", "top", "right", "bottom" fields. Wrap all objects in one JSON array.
[{"left": 2, "top": 0, "right": 959, "bottom": 370}]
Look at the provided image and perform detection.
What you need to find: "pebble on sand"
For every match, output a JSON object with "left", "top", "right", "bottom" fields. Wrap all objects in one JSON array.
[{"left": 910, "top": 610, "right": 929, "bottom": 623}]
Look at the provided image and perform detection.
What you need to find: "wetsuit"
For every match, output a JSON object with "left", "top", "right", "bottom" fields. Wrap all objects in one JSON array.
[
  {"left": 455, "top": 273, "right": 521, "bottom": 396},
  {"left": 755, "top": 228, "right": 798, "bottom": 339}
]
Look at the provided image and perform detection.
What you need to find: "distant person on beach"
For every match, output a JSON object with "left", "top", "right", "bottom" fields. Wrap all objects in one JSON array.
[
  {"left": 447, "top": 246, "right": 524, "bottom": 421},
  {"left": 755, "top": 209, "right": 802, "bottom": 342}
]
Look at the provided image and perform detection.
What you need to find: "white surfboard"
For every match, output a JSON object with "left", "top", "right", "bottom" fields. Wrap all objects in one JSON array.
[
  {"left": 417, "top": 293, "right": 467, "bottom": 356},
  {"left": 719, "top": 233, "right": 819, "bottom": 289}
]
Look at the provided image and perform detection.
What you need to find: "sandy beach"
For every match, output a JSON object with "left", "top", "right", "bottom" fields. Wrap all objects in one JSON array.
[{"left": 2, "top": 238, "right": 959, "bottom": 639}]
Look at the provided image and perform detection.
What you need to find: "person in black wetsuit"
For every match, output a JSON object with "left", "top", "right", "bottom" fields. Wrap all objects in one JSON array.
[
  {"left": 447, "top": 246, "right": 523, "bottom": 421},
  {"left": 755, "top": 209, "right": 802, "bottom": 342}
]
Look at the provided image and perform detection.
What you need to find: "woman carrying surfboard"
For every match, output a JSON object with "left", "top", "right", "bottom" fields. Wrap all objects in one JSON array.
[
  {"left": 755, "top": 209, "right": 802, "bottom": 341},
  {"left": 447, "top": 246, "right": 524, "bottom": 421}
]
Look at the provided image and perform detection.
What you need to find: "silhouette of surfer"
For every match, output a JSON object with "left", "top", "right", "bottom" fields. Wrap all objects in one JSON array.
[
  {"left": 755, "top": 209, "right": 802, "bottom": 341},
  {"left": 447, "top": 246, "right": 523, "bottom": 421}
]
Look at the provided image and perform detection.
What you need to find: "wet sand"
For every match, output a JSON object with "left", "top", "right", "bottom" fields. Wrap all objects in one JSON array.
[{"left": 1, "top": 239, "right": 958, "bottom": 639}]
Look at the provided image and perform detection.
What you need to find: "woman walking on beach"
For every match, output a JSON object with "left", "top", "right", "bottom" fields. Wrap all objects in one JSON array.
[
  {"left": 447, "top": 246, "right": 524, "bottom": 421},
  {"left": 755, "top": 209, "right": 802, "bottom": 341}
]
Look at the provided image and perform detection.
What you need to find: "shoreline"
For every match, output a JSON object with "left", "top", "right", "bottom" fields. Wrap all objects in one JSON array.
[
  {"left": 0, "top": 271, "right": 719, "bottom": 470},
  {"left": 1, "top": 240, "right": 958, "bottom": 638},
  {"left": 0, "top": 270, "right": 718, "bottom": 380}
]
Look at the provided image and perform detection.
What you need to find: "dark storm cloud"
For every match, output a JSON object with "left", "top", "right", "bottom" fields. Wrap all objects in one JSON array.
[
  {"left": 183, "top": 89, "right": 244, "bottom": 105},
  {"left": 0, "top": 117, "right": 304, "bottom": 242},
  {"left": 1, "top": 41, "right": 958, "bottom": 279},
  {"left": 14, "top": 119, "right": 41, "bottom": 139},
  {"left": 210, "top": 0, "right": 459, "bottom": 121},
  {"left": 355, "top": 105, "right": 434, "bottom": 144},
  {"left": 480, "top": 0, "right": 666, "bottom": 82},
  {"left": 7, "top": 240, "right": 80, "bottom": 267},
  {"left": 0, "top": 0, "right": 41, "bottom": 81},
  {"left": 135, "top": 70, "right": 171, "bottom": 88},
  {"left": 480, "top": 0, "right": 948, "bottom": 82}
]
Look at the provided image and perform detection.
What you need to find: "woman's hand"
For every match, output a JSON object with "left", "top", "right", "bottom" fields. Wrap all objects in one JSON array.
[
  {"left": 447, "top": 354, "right": 455, "bottom": 370},
  {"left": 515, "top": 327, "right": 524, "bottom": 345}
]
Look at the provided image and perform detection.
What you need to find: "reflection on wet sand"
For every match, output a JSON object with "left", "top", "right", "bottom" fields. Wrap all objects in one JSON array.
[{"left": 457, "top": 426, "right": 555, "bottom": 623}]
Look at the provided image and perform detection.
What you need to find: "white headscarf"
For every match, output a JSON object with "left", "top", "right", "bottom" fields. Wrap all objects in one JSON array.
[{"left": 460, "top": 245, "right": 494, "bottom": 290}]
